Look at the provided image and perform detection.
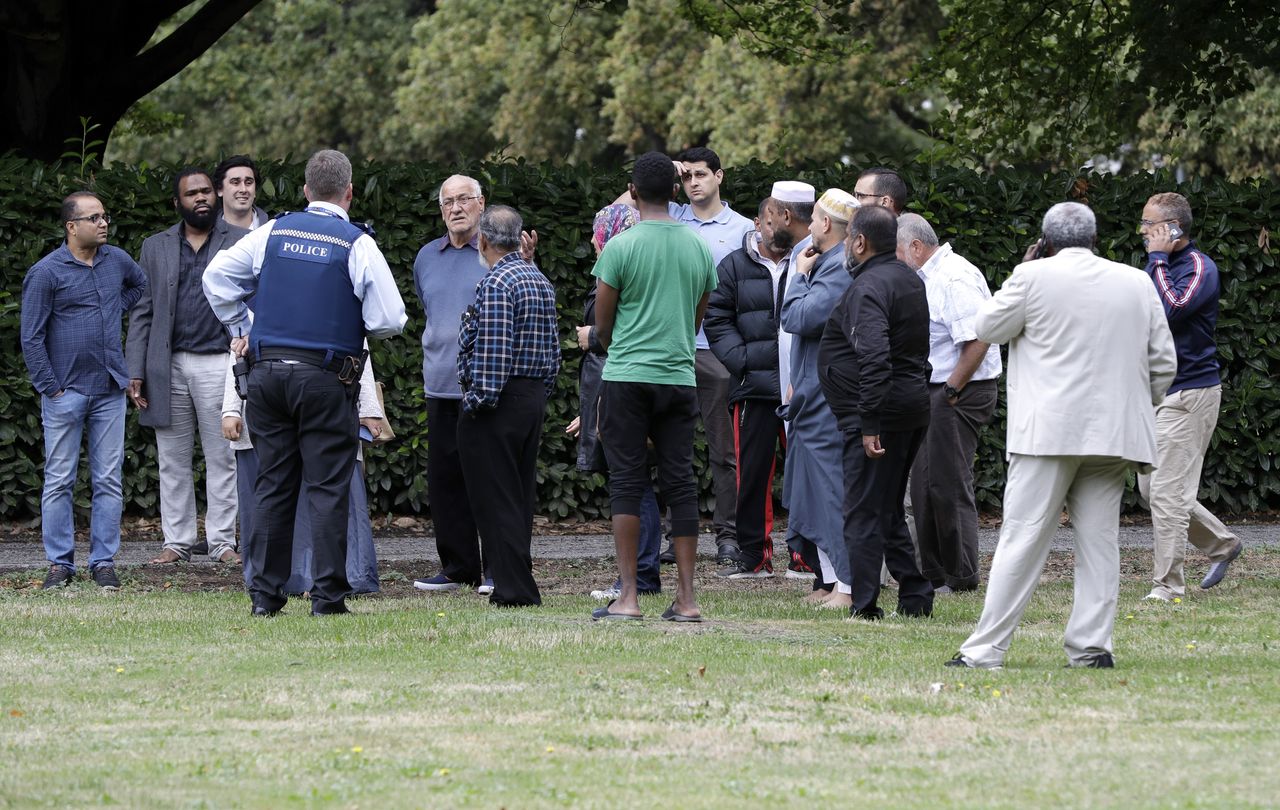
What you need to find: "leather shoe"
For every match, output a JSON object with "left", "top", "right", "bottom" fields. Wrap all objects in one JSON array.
[
  {"left": 148, "top": 548, "right": 183, "bottom": 565},
  {"left": 216, "top": 549, "right": 242, "bottom": 564},
  {"left": 311, "top": 602, "right": 351, "bottom": 616},
  {"left": 1200, "top": 541, "right": 1243, "bottom": 589},
  {"left": 1070, "top": 652, "right": 1115, "bottom": 669},
  {"left": 715, "top": 543, "right": 740, "bottom": 565},
  {"left": 251, "top": 605, "right": 281, "bottom": 617}
]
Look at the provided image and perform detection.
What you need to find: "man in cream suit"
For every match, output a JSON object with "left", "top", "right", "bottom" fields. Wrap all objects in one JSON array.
[{"left": 947, "top": 202, "right": 1177, "bottom": 670}]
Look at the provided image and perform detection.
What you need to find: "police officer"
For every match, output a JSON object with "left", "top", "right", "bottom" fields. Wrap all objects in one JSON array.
[{"left": 203, "top": 149, "right": 407, "bottom": 616}]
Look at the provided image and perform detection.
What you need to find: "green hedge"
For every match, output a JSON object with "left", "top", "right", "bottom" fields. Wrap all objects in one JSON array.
[{"left": 1, "top": 155, "right": 1276, "bottom": 519}]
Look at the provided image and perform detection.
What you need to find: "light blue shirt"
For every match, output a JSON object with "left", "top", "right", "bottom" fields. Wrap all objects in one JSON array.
[
  {"left": 202, "top": 201, "right": 407, "bottom": 341},
  {"left": 669, "top": 201, "right": 753, "bottom": 349}
]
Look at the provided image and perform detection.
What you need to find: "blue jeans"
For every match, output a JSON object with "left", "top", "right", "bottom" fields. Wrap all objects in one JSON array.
[
  {"left": 40, "top": 390, "right": 126, "bottom": 570},
  {"left": 635, "top": 487, "right": 662, "bottom": 593}
]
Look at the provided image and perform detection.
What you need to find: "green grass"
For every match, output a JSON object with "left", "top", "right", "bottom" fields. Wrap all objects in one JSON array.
[{"left": 1, "top": 550, "right": 1278, "bottom": 809}]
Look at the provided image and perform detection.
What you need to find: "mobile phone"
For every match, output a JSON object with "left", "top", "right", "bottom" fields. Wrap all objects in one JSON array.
[
  {"left": 1030, "top": 234, "right": 1048, "bottom": 260},
  {"left": 1167, "top": 224, "right": 1183, "bottom": 241}
]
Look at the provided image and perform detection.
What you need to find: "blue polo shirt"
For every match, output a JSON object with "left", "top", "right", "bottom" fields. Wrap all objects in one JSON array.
[
  {"left": 413, "top": 233, "right": 488, "bottom": 399},
  {"left": 669, "top": 201, "right": 753, "bottom": 349}
]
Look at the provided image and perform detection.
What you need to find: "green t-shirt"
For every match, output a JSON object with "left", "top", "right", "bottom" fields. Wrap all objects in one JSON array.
[{"left": 591, "top": 220, "right": 717, "bottom": 387}]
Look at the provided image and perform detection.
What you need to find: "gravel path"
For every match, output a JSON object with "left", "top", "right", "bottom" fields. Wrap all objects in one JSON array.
[{"left": 0, "top": 523, "right": 1273, "bottom": 570}]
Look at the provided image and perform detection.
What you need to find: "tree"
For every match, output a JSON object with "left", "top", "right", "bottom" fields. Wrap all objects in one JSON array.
[
  {"left": 916, "top": 0, "right": 1280, "bottom": 171},
  {"left": 0, "top": 1, "right": 264, "bottom": 160}
]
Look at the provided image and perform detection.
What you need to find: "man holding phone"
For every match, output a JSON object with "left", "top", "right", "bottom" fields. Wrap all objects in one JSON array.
[{"left": 1136, "top": 193, "right": 1242, "bottom": 602}]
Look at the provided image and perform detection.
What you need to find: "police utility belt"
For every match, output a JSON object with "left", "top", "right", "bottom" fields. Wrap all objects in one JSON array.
[{"left": 255, "top": 347, "right": 367, "bottom": 383}]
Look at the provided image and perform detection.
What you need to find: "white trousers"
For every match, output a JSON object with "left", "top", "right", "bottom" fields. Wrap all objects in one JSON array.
[
  {"left": 959, "top": 454, "right": 1130, "bottom": 667},
  {"left": 156, "top": 351, "right": 237, "bottom": 558},
  {"left": 1136, "top": 385, "right": 1237, "bottom": 597}
]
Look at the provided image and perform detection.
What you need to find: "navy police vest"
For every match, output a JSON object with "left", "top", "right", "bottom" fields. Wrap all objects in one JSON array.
[{"left": 250, "top": 209, "right": 366, "bottom": 360}]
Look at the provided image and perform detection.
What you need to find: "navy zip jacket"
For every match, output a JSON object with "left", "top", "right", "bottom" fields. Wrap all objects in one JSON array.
[
  {"left": 704, "top": 231, "right": 786, "bottom": 404},
  {"left": 817, "top": 251, "right": 931, "bottom": 434},
  {"left": 1145, "top": 241, "right": 1221, "bottom": 394}
]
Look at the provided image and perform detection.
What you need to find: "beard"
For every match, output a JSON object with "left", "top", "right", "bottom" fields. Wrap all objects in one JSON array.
[
  {"left": 770, "top": 227, "right": 796, "bottom": 254},
  {"left": 179, "top": 202, "right": 215, "bottom": 231}
]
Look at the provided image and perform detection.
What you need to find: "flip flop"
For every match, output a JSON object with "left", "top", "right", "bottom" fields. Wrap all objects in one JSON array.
[
  {"left": 661, "top": 603, "right": 703, "bottom": 623},
  {"left": 591, "top": 600, "right": 642, "bottom": 621}
]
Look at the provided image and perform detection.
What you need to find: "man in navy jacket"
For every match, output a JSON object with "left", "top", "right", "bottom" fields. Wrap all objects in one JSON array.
[{"left": 1137, "top": 193, "right": 1242, "bottom": 601}]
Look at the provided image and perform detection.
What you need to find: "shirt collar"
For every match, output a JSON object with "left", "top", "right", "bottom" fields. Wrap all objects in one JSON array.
[
  {"left": 438, "top": 232, "right": 479, "bottom": 252},
  {"left": 677, "top": 201, "right": 734, "bottom": 226},
  {"left": 917, "top": 242, "right": 953, "bottom": 280},
  {"left": 58, "top": 242, "right": 108, "bottom": 267},
  {"left": 305, "top": 200, "right": 349, "bottom": 221}
]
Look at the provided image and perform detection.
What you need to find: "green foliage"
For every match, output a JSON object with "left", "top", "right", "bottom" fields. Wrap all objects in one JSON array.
[{"left": 2, "top": 156, "right": 1277, "bottom": 519}]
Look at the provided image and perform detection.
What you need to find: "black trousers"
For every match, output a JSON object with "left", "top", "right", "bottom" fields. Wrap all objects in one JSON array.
[
  {"left": 696, "top": 349, "right": 737, "bottom": 544},
  {"left": 427, "top": 397, "right": 483, "bottom": 586},
  {"left": 843, "top": 425, "right": 934, "bottom": 618},
  {"left": 246, "top": 361, "right": 358, "bottom": 612},
  {"left": 456, "top": 378, "right": 546, "bottom": 607},
  {"left": 599, "top": 381, "right": 700, "bottom": 538},
  {"left": 733, "top": 399, "right": 784, "bottom": 567},
  {"left": 911, "top": 380, "right": 997, "bottom": 590}
]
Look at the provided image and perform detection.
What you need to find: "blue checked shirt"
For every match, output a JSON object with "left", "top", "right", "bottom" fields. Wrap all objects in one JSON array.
[
  {"left": 21, "top": 243, "right": 148, "bottom": 396},
  {"left": 457, "top": 253, "right": 561, "bottom": 414}
]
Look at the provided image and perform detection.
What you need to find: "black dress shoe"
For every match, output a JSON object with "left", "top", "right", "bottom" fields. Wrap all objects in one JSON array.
[
  {"left": 850, "top": 606, "right": 885, "bottom": 621},
  {"left": 311, "top": 602, "right": 351, "bottom": 616},
  {"left": 251, "top": 605, "right": 281, "bottom": 617},
  {"left": 1072, "top": 652, "right": 1115, "bottom": 669},
  {"left": 715, "top": 543, "right": 741, "bottom": 565}
]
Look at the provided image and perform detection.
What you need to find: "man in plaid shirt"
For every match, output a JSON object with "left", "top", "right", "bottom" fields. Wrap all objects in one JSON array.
[{"left": 457, "top": 205, "right": 560, "bottom": 607}]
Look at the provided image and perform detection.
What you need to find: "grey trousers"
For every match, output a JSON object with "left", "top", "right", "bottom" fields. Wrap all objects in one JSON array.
[
  {"left": 910, "top": 380, "right": 997, "bottom": 589},
  {"left": 959, "top": 454, "right": 1130, "bottom": 668},
  {"left": 695, "top": 349, "right": 736, "bottom": 545},
  {"left": 156, "top": 351, "right": 238, "bottom": 559}
]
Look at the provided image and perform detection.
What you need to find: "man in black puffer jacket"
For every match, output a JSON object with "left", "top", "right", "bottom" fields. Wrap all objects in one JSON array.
[
  {"left": 704, "top": 202, "right": 789, "bottom": 573},
  {"left": 818, "top": 204, "right": 934, "bottom": 621}
]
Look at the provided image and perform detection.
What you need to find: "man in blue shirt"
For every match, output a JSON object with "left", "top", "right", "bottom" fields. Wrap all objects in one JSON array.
[
  {"left": 456, "top": 206, "right": 560, "bottom": 607},
  {"left": 21, "top": 191, "right": 148, "bottom": 590},
  {"left": 1137, "top": 192, "right": 1242, "bottom": 601}
]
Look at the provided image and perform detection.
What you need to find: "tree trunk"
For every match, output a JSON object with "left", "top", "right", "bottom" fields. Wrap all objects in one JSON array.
[{"left": 0, "top": 0, "right": 263, "bottom": 161}]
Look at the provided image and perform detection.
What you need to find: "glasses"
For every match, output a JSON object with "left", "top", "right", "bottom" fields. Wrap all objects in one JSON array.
[
  {"left": 70, "top": 213, "right": 111, "bottom": 225},
  {"left": 440, "top": 195, "right": 479, "bottom": 210},
  {"left": 1139, "top": 218, "right": 1175, "bottom": 228},
  {"left": 853, "top": 191, "right": 880, "bottom": 201}
]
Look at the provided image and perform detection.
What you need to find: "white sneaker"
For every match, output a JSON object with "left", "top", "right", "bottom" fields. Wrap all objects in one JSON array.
[
  {"left": 1142, "top": 590, "right": 1174, "bottom": 602},
  {"left": 590, "top": 585, "right": 622, "bottom": 601},
  {"left": 476, "top": 578, "right": 494, "bottom": 596}
]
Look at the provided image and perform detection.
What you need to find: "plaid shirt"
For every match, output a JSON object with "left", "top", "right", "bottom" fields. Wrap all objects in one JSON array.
[
  {"left": 21, "top": 243, "right": 148, "bottom": 396},
  {"left": 458, "top": 253, "right": 560, "bottom": 413}
]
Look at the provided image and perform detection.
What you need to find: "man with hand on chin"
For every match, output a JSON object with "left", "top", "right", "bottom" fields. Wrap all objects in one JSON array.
[{"left": 127, "top": 168, "right": 247, "bottom": 566}]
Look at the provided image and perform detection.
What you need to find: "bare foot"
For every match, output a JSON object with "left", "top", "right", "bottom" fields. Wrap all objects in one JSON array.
[
  {"left": 802, "top": 588, "right": 833, "bottom": 604},
  {"left": 818, "top": 591, "right": 853, "bottom": 610}
]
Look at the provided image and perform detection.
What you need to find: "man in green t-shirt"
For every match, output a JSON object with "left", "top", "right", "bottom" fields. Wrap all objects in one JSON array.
[{"left": 590, "top": 152, "right": 718, "bottom": 622}]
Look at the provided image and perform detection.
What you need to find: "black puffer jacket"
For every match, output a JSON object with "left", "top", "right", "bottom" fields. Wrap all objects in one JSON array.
[{"left": 704, "top": 232, "right": 786, "bottom": 404}]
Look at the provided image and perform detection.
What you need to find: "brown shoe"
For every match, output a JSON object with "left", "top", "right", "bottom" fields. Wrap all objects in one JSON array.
[
  {"left": 148, "top": 548, "right": 183, "bottom": 565},
  {"left": 216, "top": 549, "right": 242, "bottom": 564}
]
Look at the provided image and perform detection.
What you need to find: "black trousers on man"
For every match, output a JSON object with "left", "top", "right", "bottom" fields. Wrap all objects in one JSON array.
[
  {"left": 427, "top": 397, "right": 483, "bottom": 586},
  {"left": 732, "top": 398, "right": 784, "bottom": 568},
  {"left": 696, "top": 349, "right": 737, "bottom": 547},
  {"left": 246, "top": 360, "right": 357, "bottom": 613},
  {"left": 456, "top": 378, "right": 546, "bottom": 607},
  {"left": 843, "top": 425, "right": 934, "bottom": 619},
  {"left": 911, "top": 380, "right": 997, "bottom": 591}
]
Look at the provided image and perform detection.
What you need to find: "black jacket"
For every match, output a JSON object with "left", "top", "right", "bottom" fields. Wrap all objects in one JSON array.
[
  {"left": 817, "top": 251, "right": 931, "bottom": 434},
  {"left": 704, "top": 231, "right": 786, "bottom": 403}
]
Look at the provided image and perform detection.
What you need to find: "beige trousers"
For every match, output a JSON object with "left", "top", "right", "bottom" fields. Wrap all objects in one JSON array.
[
  {"left": 959, "top": 454, "right": 1130, "bottom": 668},
  {"left": 1136, "top": 385, "right": 1237, "bottom": 598}
]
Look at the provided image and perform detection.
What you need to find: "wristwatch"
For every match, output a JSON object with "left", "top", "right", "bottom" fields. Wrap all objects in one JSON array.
[{"left": 944, "top": 383, "right": 961, "bottom": 400}]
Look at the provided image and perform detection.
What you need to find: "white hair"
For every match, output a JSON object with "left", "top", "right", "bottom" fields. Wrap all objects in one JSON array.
[
  {"left": 896, "top": 213, "right": 938, "bottom": 249},
  {"left": 438, "top": 174, "right": 482, "bottom": 203},
  {"left": 1042, "top": 202, "right": 1096, "bottom": 249}
]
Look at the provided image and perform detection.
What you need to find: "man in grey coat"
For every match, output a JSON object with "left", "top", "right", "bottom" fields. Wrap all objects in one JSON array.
[{"left": 126, "top": 167, "right": 247, "bottom": 564}]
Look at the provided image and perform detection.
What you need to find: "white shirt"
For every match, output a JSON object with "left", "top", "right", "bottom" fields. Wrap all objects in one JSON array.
[
  {"left": 202, "top": 201, "right": 407, "bottom": 340},
  {"left": 916, "top": 242, "right": 1002, "bottom": 384}
]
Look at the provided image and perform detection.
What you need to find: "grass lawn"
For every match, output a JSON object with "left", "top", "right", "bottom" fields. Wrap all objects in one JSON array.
[{"left": 1, "top": 548, "right": 1277, "bottom": 809}]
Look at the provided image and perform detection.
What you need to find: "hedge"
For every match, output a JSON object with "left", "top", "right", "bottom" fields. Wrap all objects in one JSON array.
[{"left": 0, "top": 155, "right": 1276, "bottom": 520}]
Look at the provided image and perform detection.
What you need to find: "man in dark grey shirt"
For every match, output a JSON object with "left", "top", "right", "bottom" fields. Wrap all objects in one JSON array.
[{"left": 126, "top": 167, "right": 248, "bottom": 565}]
